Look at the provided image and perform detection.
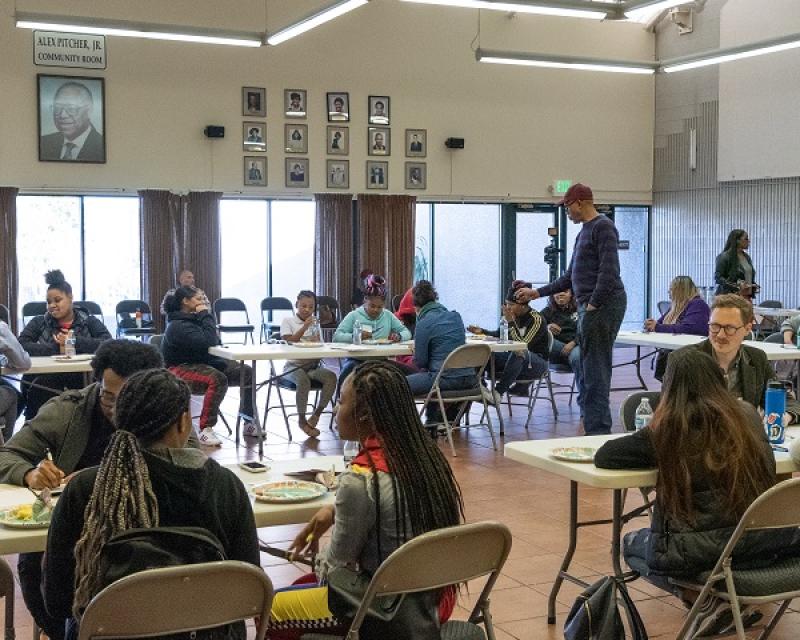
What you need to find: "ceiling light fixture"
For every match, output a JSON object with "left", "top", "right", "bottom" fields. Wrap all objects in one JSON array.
[
  {"left": 400, "top": 0, "right": 612, "bottom": 21},
  {"left": 476, "top": 48, "right": 657, "bottom": 74},
  {"left": 661, "top": 31, "right": 800, "bottom": 72},
  {"left": 267, "top": 0, "right": 369, "bottom": 45},
  {"left": 15, "top": 13, "right": 263, "bottom": 47},
  {"left": 623, "top": 0, "right": 689, "bottom": 20}
]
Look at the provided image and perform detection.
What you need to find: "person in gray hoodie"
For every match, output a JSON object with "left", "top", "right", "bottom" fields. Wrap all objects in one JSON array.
[{"left": 0, "top": 320, "right": 31, "bottom": 441}]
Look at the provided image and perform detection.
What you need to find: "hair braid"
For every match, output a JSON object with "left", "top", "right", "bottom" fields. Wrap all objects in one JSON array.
[
  {"left": 350, "top": 362, "right": 463, "bottom": 542},
  {"left": 72, "top": 369, "right": 191, "bottom": 618}
]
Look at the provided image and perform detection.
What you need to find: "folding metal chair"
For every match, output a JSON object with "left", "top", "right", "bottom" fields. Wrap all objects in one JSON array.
[
  {"left": 260, "top": 297, "right": 293, "bottom": 343},
  {"left": 21, "top": 301, "right": 47, "bottom": 327},
  {"left": 262, "top": 360, "right": 334, "bottom": 441},
  {"left": 115, "top": 300, "right": 156, "bottom": 340},
  {"left": 214, "top": 298, "right": 255, "bottom": 345},
  {"left": 78, "top": 561, "right": 273, "bottom": 640},
  {"left": 503, "top": 330, "right": 558, "bottom": 429}
]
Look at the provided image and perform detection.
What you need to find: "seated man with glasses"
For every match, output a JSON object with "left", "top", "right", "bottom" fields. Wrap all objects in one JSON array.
[
  {"left": 0, "top": 340, "right": 170, "bottom": 640},
  {"left": 673, "top": 294, "right": 799, "bottom": 424}
]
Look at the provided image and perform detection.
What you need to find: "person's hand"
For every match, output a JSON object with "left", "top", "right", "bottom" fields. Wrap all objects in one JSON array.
[
  {"left": 361, "top": 331, "right": 372, "bottom": 340},
  {"left": 194, "top": 303, "right": 209, "bottom": 313},
  {"left": 586, "top": 304, "right": 597, "bottom": 312},
  {"left": 388, "top": 332, "right": 401, "bottom": 343},
  {"left": 24, "top": 460, "right": 65, "bottom": 490},
  {"left": 548, "top": 323, "right": 562, "bottom": 336},
  {"left": 643, "top": 319, "right": 657, "bottom": 332},
  {"left": 302, "top": 316, "right": 314, "bottom": 328},
  {"left": 561, "top": 341, "right": 576, "bottom": 356},
  {"left": 515, "top": 287, "right": 538, "bottom": 303},
  {"left": 289, "top": 505, "right": 335, "bottom": 558},
  {"left": 53, "top": 332, "right": 67, "bottom": 347},
  {"left": 466, "top": 325, "right": 483, "bottom": 335}
]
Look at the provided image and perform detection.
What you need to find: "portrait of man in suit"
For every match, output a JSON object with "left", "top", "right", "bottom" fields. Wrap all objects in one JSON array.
[{"left": 38, "top": 76, "right": 105, "bottom": 163}]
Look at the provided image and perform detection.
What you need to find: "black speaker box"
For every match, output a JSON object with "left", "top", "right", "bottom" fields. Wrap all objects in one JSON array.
[
  {"left": 204, "top": 125, "right": 225, "bottom": 138},
  {"left": 445, "top": 137, "right": 465, "bottom": 149}
]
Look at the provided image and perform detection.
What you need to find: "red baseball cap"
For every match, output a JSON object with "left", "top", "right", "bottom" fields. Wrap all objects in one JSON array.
[{"left": 557, "top": 183, "right": 593, "bottom": 206}]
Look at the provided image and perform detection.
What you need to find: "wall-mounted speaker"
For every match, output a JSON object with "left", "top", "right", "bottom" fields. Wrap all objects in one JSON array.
[
  {"left": 445, "top": 137, "right": 465, "bottom": 149},
  {"left": 204, "top": 125, "right": 225, "bottom": 138}
]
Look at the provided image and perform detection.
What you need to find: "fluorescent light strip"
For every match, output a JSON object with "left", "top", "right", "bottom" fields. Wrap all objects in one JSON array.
[
  {"left": 479, "top": 54, "right": 656, "bottom": 74},
  {"left": 663, "top": 37, "right": 800, "bottom": 72},
  {"left": 16, "top": 19, "right": 262, "bottom": 47},
  {"left": 267, "top": 0, "right": 368, "bottom": 45},
  {"left": 624, "top": 0, "right": 687, "bottom": 20},
  {"left": 400, "top": 0, "right": 607, "bottom": 20}
]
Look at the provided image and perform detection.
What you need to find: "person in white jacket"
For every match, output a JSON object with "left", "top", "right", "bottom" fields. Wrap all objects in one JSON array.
[{"left": 0, "top": 321, "right": 32, "bottom": 441}]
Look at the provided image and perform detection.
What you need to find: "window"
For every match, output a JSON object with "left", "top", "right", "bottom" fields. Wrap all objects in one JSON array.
[
  {"left": 270, "top": 201, "right": 315, "bottom": 302},
  {"left": 515, "top": 209, "right": 556, "bottom": 312},
  {"left": 16, "top": 195, "right": 140, "bottom": 333},
  {"left": 432, "top": 204, "right": 501, "bottom": 329},
  {"left": 614, "top": 206, "right": 649, "bottom": 329},
  {"left": 414, "top": 204, "right": 432, "bottom": 282}
]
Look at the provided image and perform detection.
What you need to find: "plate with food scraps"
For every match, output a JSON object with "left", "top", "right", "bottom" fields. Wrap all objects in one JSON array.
[
  {"left": 50, "top": 354, "right": 93, "bottom": 362},
  {"left": 291, "top": 342, "right": 322, "bottom": 348},
  {"left": 550, "top": 447, "right": 596, "bottom": 463},
  {"left": 250, "top": 480, "right": 328, "bottom": 503},
  {"left": 362, "top": 338, "right": 393, "bottom": 345},
  {"left": 0, "top": 504, "right": 52, "bottom": 529}
]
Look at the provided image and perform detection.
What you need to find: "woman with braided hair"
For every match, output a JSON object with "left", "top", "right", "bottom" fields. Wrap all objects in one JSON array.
[
  {"left": 267, "top": 361, "right": 463, "bottom": 639},
  {"left": 43, "top": 369, "right": 260, "bottom": 637}
]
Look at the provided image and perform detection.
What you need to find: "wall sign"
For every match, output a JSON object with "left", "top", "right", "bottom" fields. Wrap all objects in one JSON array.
[
  {"left": 618, "top": 240, "right": 631, "bottom": 250},
  {"left": 34, "top": 31, "right": 107, "bottom": 69}
]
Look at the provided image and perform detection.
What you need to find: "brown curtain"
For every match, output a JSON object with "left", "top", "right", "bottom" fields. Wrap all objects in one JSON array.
[
  {"left": 0, "top": 187, "right": 19, "bottom": 333},
  {"left": 356, "top": 194, "right": 416, "bottom": 299},
  {"left": 139, "top": 189, "right": 185, "bottom": 332},
  {"left": 314, "top": 193, "right": 354, "bottom": 312},
  {"left": 184, "top": 191, "right": 222, "bottom": 307}
]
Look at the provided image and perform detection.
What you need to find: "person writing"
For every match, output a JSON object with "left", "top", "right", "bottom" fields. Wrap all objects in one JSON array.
[
  {"left": 43, "top": 369, "right": 260, "bottom": 639},
  {"left": 268, "top": 362, "right": 462, "bottom": 638},
  {"left": 515, "top": 183, "right": 626, "bottom": 435},
  {"left": 595, "top": 349, "right": 795, "bottom": 636},
  {"left": 714, "top": 229, "right": 759, "bottom": 299},
  {"left": 279, "top": 290, "right": 337, "bottom": 439}
]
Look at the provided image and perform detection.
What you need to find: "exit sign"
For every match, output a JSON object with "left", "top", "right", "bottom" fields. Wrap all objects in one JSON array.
[{"left": 554, "top": 180, "right": 572, "bottom": 195}]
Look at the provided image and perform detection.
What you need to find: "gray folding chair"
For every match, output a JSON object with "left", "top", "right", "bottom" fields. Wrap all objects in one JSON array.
[
  {"left": 302, "top": 521, "right": 512, "bottom": 640},
  {"left": 78, "top": 561, "right": 273, "bottom": 640},
  {"left": 511, "top": 330, "right": 559, "bottom": 428},
  {"left": 417, "top": 343, "right": 495, "bottom": 457},
  {"left": 0, "top": 558, "right": 14, "bottom": 640},
  {"left": 657, "top": 300, "right": 670, "bottom": 317},
  {"left": 674, "top": 478, "right": 800, "bottom": 640}
]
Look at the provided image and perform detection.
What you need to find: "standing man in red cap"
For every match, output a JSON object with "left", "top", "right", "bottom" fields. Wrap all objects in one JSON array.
[{"left": 515, "top": 183, "right": 626, "bottom": 435}]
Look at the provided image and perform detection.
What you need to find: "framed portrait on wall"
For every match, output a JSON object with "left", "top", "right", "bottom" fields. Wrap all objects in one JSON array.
[
  {"left": 327, "top": 126, "right": 349, "bottom": 155},
  {"left": 368, "top": 127, "right": 390, "bottom": 156},
  {"left": 284, "top": 89, "right": 307, "bottom": 118},
  {"left": 327, "top": 92, "right": 350, "bottom": 122},
  {"left": 366, "top": 161, "right": 388, "bottom": 190},
  {"left": 368, "top": 96, "right": 390, "bottom": 125},
  {"left": 405, "top": 162, "right": 426, "bottom": 189},
  {"left": 38, "top": 74, "right": 106, "bottom": 163},
  {"left": 242, "top": 86, "right": 266, "bottom": 117},
  {"left": 285, "top": 124, "right": 308, "bottom": 153},
  {"left": 286, "top": 157, "right": 309, "bottom": 188},
  {"left": 244, "top": 156, "right": 267, "bottom": 186},
  {"left": 327, "top": 159, "right": 349, "bottom": 189},
  {"left": 405, "top": 129, "right": 426, "bottom": 158},
  {"left": 242, "top": 122, "right": 266, "bottom": 152}
]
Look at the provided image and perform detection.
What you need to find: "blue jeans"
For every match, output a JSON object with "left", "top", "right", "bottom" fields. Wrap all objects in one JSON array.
[
  {"left": 406, "top": 371, "right": 475, "bottom": 421},
  {"left": 492, "top": 350, "right": 547, "bottom": 396},
  {"left": 549, "top": 339, "right": 581, "bottom": 371},
  {"left": 623, "top": 528, "right": 684, "bottom": 598},
  {"left": 576, "top": 293, "right": 627, "bottom": 434}
]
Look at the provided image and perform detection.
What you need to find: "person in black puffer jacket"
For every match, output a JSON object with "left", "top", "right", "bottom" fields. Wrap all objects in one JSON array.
[
  {"left": 19, "top": 269, "right": 111, "bottom": 418},
  {"left": 160, "top": 286, "right": 253, "bottom": 446},
  {"left": 595, "top": 349, "right": 800, "bottom": 636}
]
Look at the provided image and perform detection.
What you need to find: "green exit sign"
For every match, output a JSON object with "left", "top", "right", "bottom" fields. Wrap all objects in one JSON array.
[{"left": 554, "top": 180, "right": 572, "bottom": 195}]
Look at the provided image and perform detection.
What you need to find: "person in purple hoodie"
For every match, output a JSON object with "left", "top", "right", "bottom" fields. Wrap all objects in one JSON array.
[{"left": 645, "top": 276, "right": 710, "bottom": 380}]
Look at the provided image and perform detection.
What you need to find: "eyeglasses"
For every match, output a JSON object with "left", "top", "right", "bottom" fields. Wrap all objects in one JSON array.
[
  {"left": 709, "top": 322, "right": 745, "bottom": 336},
  {"left": 52, "top": 104, "right": 87, "bottom": 117}
]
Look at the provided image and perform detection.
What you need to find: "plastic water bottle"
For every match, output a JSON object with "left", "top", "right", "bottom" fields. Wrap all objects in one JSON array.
[
  {"left": 499, "top": 317, "right": 509, "bottom": 343},
  {"left": 634, "top": 398, "right": 653, "bottom": 431},
  {"left": 352, "top": 319, "right": 362, "bottom": 345},
  {"left": 764, "top": 381, "right": 786, "bottom": 444},
  {"left": 343, "top": 440, "right": 360, "bottom": 466},
  {"left": 309, "top": 315, "right": 321, "bottom": 341},
  {"left": 64, "top": 330, "right": 76, "bottom": 358},
  {"left": 135, "top": 308, "right": 143, "bottom": 329}
]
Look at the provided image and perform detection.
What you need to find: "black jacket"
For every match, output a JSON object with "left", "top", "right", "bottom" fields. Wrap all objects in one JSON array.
[
  {"left": 161, "top": 310, "right": 225, "bottom": 371},
  {"left": 541, "top": 306, "right": 577, "bottom": 343},
  {"left": 714, "top": 250, "right": 756, "bottom": 295},
  {"left": 595, "top": 417, "right": 798, "bottom": 577},
  {"left": 19, "top": 309, "right": 111, "bottom": 356}
]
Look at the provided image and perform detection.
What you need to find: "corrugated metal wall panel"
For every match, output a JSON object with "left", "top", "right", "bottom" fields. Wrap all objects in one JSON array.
[{"left": 652, "top": 100, "right": 800, "bottom": 314}]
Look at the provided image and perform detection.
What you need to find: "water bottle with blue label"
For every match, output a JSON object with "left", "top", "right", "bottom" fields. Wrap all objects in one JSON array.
[
  {"left": 352, "top": 319, "right": 362, "bottom": 345},
  {"left": 634, "top": 398, "right": 653, "bottom": 431},
  {"left": 764, "top": 381, "right": 786, "bottom": 445}
]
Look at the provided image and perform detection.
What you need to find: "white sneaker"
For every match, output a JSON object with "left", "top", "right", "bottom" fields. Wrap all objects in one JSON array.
[
  {"left": 198, "top": 428, "right": 222, "bottom": 446},
  {"left": 242, "top": 421, "right": 260, "bottom": 437}
]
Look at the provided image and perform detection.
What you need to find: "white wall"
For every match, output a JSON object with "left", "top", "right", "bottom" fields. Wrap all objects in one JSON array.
[{"left": 0, "top": 0, "right": 655, "bottom": 202}]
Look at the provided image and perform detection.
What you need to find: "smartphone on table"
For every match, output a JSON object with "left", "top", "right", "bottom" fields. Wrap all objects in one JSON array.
[{"left": 239, "top": 461, "right": 269, "bottom": 473}]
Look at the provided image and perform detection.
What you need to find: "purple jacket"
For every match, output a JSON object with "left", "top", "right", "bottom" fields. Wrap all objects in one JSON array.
[{"left": 655, "top": 296, "right": 710, "bottom": 336}]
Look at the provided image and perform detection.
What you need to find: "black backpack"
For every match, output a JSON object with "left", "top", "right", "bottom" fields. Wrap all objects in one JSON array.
[
  {"left": 564, "top": 574, "right": 648, "bottom": 640},
  {"left": 93, "top": 526, "right": 241, "bottom": 640}
]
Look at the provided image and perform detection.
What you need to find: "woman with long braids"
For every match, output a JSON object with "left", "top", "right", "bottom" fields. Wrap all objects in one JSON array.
[
  {"left": 268, "top": 361, "right": 463, "bottom": 639},
  {"left": 43, "top": 369, "right": 260, "bottom": 638}
]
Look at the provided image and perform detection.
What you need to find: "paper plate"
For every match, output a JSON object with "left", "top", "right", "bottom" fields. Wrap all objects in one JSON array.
[
  {"left": 362, "top": 338, "right": 392, "bottom": 345},
  {"left": 550, "top": 447, "right": 596, "bottom": 463},
  {"left": 50, "top": 354, "right": 93, "bottom": 362},
  {"left": 291, "top": 342, "right": 322, "bottom": 348},
  {"left": 0, "top": 505, "right": 52, "bottom": 529},
  {"left": 250, "top": 480, "right": 328, "bottom": 503}
]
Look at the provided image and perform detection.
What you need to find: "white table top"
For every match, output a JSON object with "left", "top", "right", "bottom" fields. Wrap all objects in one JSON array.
[
  {"left": 210, "top": 338, "right": 526, "bottom": 362},
  {"left": 504, "top": 430, "right": 799, "bottom": 490},
  {"left": 753, "top": 307, "right": 800, "bottom": 319},
  {"left": 0, "top": 456, "right": 342, "bottom": 555},
  {"left": 1, "top": 355, "right": 94, "bottom": 377},
  {"left": 615, "top": 330, "right": 800, "bottom": 362}
]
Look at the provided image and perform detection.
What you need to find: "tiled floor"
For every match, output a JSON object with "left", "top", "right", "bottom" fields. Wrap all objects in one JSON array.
[{"left": 3, "top": 350, "right": 797, "bottom": 639}]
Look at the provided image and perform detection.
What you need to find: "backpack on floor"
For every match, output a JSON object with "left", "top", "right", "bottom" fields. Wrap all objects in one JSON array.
[{"left": 564, "top": 573, "right": 648, "bottom": 640}]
